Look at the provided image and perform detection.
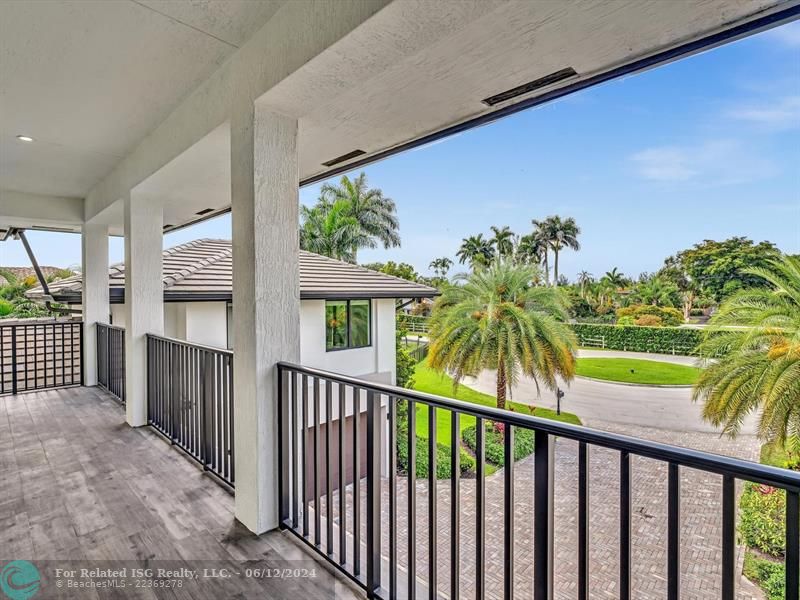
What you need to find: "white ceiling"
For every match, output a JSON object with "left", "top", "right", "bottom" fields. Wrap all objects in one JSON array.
[
  {"left": 1, "top": 0, "right": 795, "bottom": 234},
  {"left": 0, "top": 0, "right": 283, "bottom": 198}
]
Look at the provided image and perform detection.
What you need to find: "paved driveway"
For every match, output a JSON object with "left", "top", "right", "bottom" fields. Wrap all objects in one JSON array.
[{"left": 462, "top": 350, "right": 759, "bottom": 435}]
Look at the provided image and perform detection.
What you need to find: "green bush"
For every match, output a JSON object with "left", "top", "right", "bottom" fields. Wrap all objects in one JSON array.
[
  {"left": 462, "top": 423, "right": 535, "bottom": 466},
  {"left": 396, "top": 421, "right": 475, "bottom": 479},
  {"left": 0, "top": 298, "right": 13, "bottom": 317},
  {"left": 740, "top": 482, "right": 786, "bottom": 557},
  {"left": 615, "top": 304, "right": 684, "bottom": 326},
  {"left": 571, "top": 323, "right": 702, "bottom": 355},
  {"left": 743, "top": 552, "right": 787, "bottom": 600},
  {"left": 395, "top": 327, "right": 416, "bottom": 388}
]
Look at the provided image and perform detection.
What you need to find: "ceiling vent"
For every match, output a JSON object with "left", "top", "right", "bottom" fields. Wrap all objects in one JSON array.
[
  {"left": 322, "top": 149, "right": 366, "bottom": 167},
  {"left": 481, "top": 67, "right": 578, "bottom": 106},
  {"left": 195, "top": 208, "right": 214, "bottom": 216},
  {"left": 163, "top": 224, "right": 174, "bottom": 230}
]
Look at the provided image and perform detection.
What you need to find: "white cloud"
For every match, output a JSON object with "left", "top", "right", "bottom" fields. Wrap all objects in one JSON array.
[
  {"left": 764, "top": 21, "right": 800, "bottom": 48},
  {"left": 630, "top": 139, "right": 777, "bottom": 185},
  {"left": 726, "top": 95, "right": 800, "bottom": 129}
]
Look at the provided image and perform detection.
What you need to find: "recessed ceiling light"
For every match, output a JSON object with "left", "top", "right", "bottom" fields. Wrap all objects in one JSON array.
[{"left": 16, "top": 135, "right": 34, "bottom": 142}]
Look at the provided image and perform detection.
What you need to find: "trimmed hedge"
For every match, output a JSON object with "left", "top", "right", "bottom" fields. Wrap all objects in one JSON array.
[
  {"left": 571, "top": 323, "right": 702, "bottom": 356},
  {"left": 396, "top": 422, "right": 475, "bottom": 479},
  {"left": 462, "top": 423, "right": 535, "bottom": 465}
]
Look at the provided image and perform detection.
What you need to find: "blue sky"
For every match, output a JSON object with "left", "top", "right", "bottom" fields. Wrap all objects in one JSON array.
[{"left": 3, "top": 21, "right": 799, "bottom": 280}]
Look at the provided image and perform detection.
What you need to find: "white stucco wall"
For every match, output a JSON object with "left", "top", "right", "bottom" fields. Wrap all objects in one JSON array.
[{"left": 106, "top": 297, "right": 396, "bottom": 382}]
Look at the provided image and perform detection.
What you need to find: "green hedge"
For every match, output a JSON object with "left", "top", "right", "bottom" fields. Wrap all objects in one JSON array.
[
  {"left": 740, "top": 482, "right": 786, "bottom": 557},
  {"left": 396, "top": 423, "right": 475, "bottom": 479},
  {"left": 743, "top": 552, "right": 787, "bottom": 600},
  {"left": 571, "top": 323, "right": 702, "bottom": 356},
  {"left": 462, "top": 423, "right": 535, "bottom": 465}
]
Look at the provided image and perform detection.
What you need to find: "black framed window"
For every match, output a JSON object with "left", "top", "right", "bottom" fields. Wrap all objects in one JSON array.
[{"left": 326, "top": 299, "right": 371, "bottom": 351}]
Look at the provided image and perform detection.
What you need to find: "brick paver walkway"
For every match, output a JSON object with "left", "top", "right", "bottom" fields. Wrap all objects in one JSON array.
[{"left": 319, "top": 420, "right": 762, "bottom": 599}]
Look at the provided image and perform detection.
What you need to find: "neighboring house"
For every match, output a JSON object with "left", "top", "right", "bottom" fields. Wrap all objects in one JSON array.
[{"left": 28, "top": 238, "right": 437, "bottom": 385}]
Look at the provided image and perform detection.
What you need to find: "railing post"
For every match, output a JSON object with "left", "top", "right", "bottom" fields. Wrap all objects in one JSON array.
[
  {"left": 534, "top": 431, "right": 554, "bottom": 600},
  {"left": 202, "top": 351, "right": 213, "bottom": 470},
  {"left": 79, "top": 322, "right": 84, "bottom": 386},
  {"left": 278, "top": 365, "right": 290, "bottom": 528},
  {"left": 365, "top": 391, "right": 381, "bottom": 598},
  {"left": 10, "top": 326, "right": 17, "bottom": 395}
]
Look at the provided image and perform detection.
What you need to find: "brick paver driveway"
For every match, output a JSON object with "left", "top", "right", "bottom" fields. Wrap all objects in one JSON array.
[{"left": 357, "top": 419, "right": 762, "bottom": 599}]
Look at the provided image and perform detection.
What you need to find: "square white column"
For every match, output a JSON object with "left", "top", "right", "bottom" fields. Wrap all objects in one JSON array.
[
  {"left": 123, "top": 193, "right": 163, "bottom": 427},
  {"left": 81, "top": 222, "right": 109, "bottom": 386},
  {"left": 231, "top": 101, "right": 300, "bottom": 534}
]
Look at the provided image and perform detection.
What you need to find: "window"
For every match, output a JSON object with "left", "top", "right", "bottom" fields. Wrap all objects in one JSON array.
[{"left": 326, "top": 299, "right": 371, "bottom": 351}]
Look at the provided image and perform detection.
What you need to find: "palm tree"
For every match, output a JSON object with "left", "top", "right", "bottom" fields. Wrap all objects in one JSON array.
[
  {"left": 299, "top": 201, "right": 369, "bottom": 263},
  {"left": 429, "top": 257, "right": 453, "bottom": 279},
  {"left": 602, "top": 267, "right": 626, "bottom": 290},
  {"left": 456, "top": 234, "right": 495, "bottom": 269},
  {"left": 516, "top": 233, "right": 547, "bottom": 268},
  {"left": 428, "top": 260, "right": 577, "bottom": 409},
  {"left": 693, "top": 256, "right": 800, "bottom": 447},
  {"left": 634, "top": 276, "right": 679, "bottom": 307},
  {"left": 538, "top": 216, "right": 581, "bottom": 286},
  {"left": 531, "top": 219, "right": 552, "bottom": 285},
  {"left": 490, "top": 225, "right": 515, "bottom": 258},
  {"left": 320, "top": 172, "right": 400, "bottom": 262},
  {"left": 577, "top": 270, "right": 594, "bottom": 299}
]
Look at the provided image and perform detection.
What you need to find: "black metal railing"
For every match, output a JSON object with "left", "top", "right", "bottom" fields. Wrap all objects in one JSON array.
[
  {"left": 277, "top": 362, "right": 800, "bottom": 600},
  {"left": 0, "top": 320, "right": 83, "bottom": 395},
  {"left": 96, "top": 323, "right": 125, "bottom": 403},
  {"left": 147, "top": 334, "right": 235, "bottom": 487}
]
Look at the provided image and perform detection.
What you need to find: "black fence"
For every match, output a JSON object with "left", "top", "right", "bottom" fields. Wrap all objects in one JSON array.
[
  {"left": 96, "top": 323, "right": 125, "bottom": 403},
  {"left": 147, "top": 334, "right": 235, "bottom": 487},
  {"left": 277, "top": 362, "right": 800, "bottom": 600},
  {"left": 0, "top": 320, "right": 83, "bottom": 395}
]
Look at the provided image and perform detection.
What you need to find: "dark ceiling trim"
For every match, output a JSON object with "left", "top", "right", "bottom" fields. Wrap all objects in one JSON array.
[
  {"left": 53, "top": 289, "right": 438, "bottom": 304},
  {"left": 299, "top": 3, "right": 800, "bottom": 186}
]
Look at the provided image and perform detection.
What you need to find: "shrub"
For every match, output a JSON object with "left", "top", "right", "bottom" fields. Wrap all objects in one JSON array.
[
  {"left": 396, "top": 420, "right": 475, "bottom": 479},
  {"left": 743, "top": 552, "right": 786, "bottom": 600},
  {"left": 462, "top": 422, "right": 535, "bottom": 465},
  {"left": 634, "top": 314, "right": 662, "bottom": 327},
  {"left": 0, "top": 299, "right": 13, "bottom": 317},
  {"left": 616, "top": 304, "right": 683, "bottom": 326},
  {"left": 739, "top": 482, "right": 786, "bottom": 557},
  {"left": 395, "top": 328, "right": 416, "bottom": 388},
  {"left": 571, "top": 323, "right": 702, "bottom": 355}
]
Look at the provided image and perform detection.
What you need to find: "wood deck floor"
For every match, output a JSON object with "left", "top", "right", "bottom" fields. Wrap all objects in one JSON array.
[{"left": 0, "top": 385, "right": 362, "bottom": 599}]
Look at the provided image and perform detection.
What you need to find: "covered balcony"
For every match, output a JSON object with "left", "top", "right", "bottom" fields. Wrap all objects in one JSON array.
[{"left": 2, "top": 1, "right": 800, "bottom": 599}]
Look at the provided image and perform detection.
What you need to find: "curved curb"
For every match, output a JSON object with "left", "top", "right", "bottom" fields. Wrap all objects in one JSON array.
[{"left": 574, "top": 375, "right": 695, "bottom": 389}]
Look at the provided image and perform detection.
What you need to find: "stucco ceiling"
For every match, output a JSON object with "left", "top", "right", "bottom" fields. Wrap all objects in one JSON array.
[{"left": 0, "top": 0, "right": 284, "bottom": 198}]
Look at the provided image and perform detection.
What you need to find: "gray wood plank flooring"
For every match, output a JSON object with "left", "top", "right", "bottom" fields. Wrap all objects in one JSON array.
[{"left": 0, "top": 386, "right": 362, "bottom": 599}]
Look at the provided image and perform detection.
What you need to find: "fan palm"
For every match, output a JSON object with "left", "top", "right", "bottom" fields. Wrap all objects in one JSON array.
[
  {"left": 693, "top": 256, "right": 800, "bottom": 449},
  {"left": 428, "top": 260, "right": 577, "bottom": 409},
  {"left": 456, "top": 234, "right": 495, "bottom": 268},
  {"left": 320, "top": 172, "right": 400, "bottom": 262},
  {"left": 490, "top": 225, "right": 516, "bottom": 258},
  {"left": 299, "top": 201, "right": 369, "bottom": 263}
]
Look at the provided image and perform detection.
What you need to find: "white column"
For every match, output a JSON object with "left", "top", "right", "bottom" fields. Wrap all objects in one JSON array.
[
  {"left": 81, "top": 223, "right": 109, "bottom": 386},
  {"left": 231, "top": 100, "right": 300, "bottom": 534},
  {"left": 123, "top": 192, "right": 163, "bottom": 427}
]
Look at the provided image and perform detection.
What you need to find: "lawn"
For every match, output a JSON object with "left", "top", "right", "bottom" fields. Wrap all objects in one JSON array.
[
  {"left": 410, "top": 364, "right": 581, "bottom": 448},
  {"left": 575, "top": 357, "right": 700, "bottom": 385}
]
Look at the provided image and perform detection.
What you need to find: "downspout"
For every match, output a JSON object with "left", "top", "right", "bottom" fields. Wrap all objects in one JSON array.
[{"left": 13, "top": 228, "right": 80, "bottom": 315}]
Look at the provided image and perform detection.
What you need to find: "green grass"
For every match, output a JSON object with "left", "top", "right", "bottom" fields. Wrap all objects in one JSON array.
[
  {"left": 574, "top": 357, "right": 700, "bottom": 385},
  {"left": 410, "top": 364, "right": 580, "bottom": 448}
]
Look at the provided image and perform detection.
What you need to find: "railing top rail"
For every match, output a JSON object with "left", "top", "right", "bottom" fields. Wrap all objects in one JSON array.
[
  {"left": 146, "top": 332, "right": 233, "bottom": 356},
  {"left": 97, "top": 322, "right": 125, "bottom": 332},
  {"left": 278, "top": 361, "right": 800, "bottom": 491},
  {"left": 0, "top": 319, "right": 82, "bottom": 328}
]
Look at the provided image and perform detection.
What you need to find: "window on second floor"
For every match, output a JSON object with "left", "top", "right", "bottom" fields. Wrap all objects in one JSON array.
[{"left": 326, "top": 299, "right": 371, "bottom": 351}]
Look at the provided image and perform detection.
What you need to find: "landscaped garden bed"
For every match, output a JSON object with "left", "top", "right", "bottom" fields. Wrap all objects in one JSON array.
[{"left": 574, "top": 357, "right": 700, "bottom": 385}]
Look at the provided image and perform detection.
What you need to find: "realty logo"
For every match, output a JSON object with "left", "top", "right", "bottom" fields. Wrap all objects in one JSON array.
[{"left": 0, "top": 561, "right": 40, "bottom": 600}]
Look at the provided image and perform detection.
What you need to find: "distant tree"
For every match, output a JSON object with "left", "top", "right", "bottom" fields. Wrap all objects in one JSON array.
[
  {"left": 490, "top": 225, "right": 516, "bottom": 258},
  {"left": 531, "top": 219, "right": 552, "bottom": 284},
  {"left": 534, "top": 216, "right": 581, "bottom": 286},
  {"left": 456, "top": 234, "right": 495, "bottom": 268},
  {"left": 577, "top": 271, "right": 594, "bottom": 298},
  {"left": 602, "top": 267, "right": 627, "bottom": 289},
  {"left": 665, "top": 237, "right": 780, "bottom": 302},
  {"left": 694, "top": 256, "right": 800, "bottom": 450},
  {"left": 299, "top": 201, "right": 368, "bottom": 263},
  {"left": 319, "top": 172, "right": 400, "bottom": 262},
  {"left": 632, "top": 275, "right": 680, "bottom": 307},
  {"left": 361, "top": 261, "right": 419, "bottom": 282},
  {"left": 428, "top": 260, "right": 576, "bottom": 409},
  {"left": 429, "top": 257, "right": 454, "bottom": 279}
]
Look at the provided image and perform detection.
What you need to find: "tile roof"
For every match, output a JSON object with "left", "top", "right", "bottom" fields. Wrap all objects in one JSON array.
[{"left": 32, "top": 239, "right": 437, "bottom": 301}]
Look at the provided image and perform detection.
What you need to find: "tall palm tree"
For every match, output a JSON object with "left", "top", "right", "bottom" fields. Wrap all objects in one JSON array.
[
  {"left": 634, "top": 276, "right": 679, "bottom": 307},
  {"left": 531, "top": 219, "right": 552, "bottom": 285},
  {"left": 577, "top": 271, "right": 594, "bottom": 298},
  {"left": 320, "top": 172, "right": 400, "bottom": 262},
  {"left": 429, "top": 257, "right": 453, "bottom": 278},
  {"left": 538, "top": 216, "right": 581, "bottom": 286},
  {"left": 456, "top": 234, "right": 495, "bottom": 269},
  {"left": 428, "top": 260, "right": 577, "bottom": 409},
  {"left": 516, "top": 233, "right": 547, "bottom": 268},
  {"left": 693, "top": 256, "right": 800, "bottom": 447},
  {"left": 602, "top": 267, "right": 627, "bottom": 289},
  {"left": 299, "top": 201, "right": 369, "bottom": 263},
  {"left": 490, "top": 225, "right": 516, "bottom": 258}
]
